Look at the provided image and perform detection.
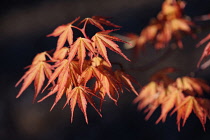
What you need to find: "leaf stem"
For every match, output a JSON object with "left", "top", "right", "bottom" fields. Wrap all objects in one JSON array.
[{"left": 72, "top": 25, "right": 89, "bottom": 39}]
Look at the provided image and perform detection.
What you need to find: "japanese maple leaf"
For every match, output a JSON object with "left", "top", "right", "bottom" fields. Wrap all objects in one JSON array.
[
  {"left": 68, "top": 37, "right": 94, "bottom": 71},
  {"left": 134, "top": 67, "right": 178, "bottom": 120},
  {"left": 93, "top": 68, "right": 121, "bottom": 103},
  {"left": 80, "top": 57, "right": 122, "bottom": 104},
  {"left": 79, "top": 16, "right": 121, "bottom": 31},
  {"left": 156, "top": 85, "right": 184, "bottom": 126},
  {"left": 47, "top": 17, "right": 80, "bottom": 51},
  {"left": 39, "top": 59, "right": 81, "bottom": 109},
  {"left": 16, "top": 52, "right": 53, "bottom": 102},
  {"left": 134, "top": 81, "right": 167, "bottom": 120},
  {"left": 63, "top": 86, "right": 102, "bottom": 123},
  {"left": 171, "top": 96, "right": 207, "bottom": 130},
  {"left": 196, "top": 34, "right": 210, "bottom": 67},
  {"left": 133, "top": 82, "right": 157, "bottom": 107},
  {"left": 92, "top": 30, "right": 130, "bottom": 66},
  {"left": 79, "top": 57, "right": 110, "bottom": 84},
  {"left": 82, "top": 62, "right": 121, "bottom": 103}
]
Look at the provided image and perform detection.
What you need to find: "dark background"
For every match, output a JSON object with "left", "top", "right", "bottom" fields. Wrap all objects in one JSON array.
[{"left": 0, "top": 0, "right": 210, "bottom": 140}]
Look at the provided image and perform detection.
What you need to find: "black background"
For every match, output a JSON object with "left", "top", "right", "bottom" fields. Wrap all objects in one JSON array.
[{"left": 0, "top": 0, "right": 210, "bottom": 140}]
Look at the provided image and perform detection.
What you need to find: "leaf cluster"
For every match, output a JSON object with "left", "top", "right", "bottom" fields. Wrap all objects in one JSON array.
[{"left": 16, "top": 16, "right": 139, "bottom": 123}]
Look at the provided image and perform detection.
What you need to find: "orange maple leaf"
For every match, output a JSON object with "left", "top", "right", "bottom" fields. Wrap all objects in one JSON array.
[
  {"left": 63, "top": 86, "right": 102, "bottom": 123},
  {"left": 156, "top": 85, "right": 184, "bottom": 127},
  {"left": 92, "top": 30, "right": 130, "bottom": 66},
  {"left": 93, "top": 68, "right": 121, "bottom": 103},
  {"left": 39, "top": 59, "right": 80, "bottom": 106},
  {"left": 16, "top": 52, "right": 53, "bottom": 102},
  {"left": 171, "top": 96, "right": 207, "bottom": 131},
  {"left": 68, "top": 37, "right": 94, "bottom": 71},
  {"left": 134, "top": 81, "right": 168, "bottom": 120},
  {"left": 47, "top": 17, "right": 80, "bottom": 51}
]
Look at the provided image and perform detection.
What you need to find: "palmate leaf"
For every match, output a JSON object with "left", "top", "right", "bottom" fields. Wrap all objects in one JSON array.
[
  {"left": 16, "top": 52, "right": 53, "bottom": 102},
  {"left": 79, "top": 57, "right": 110, "bottom": 85},
  {"left": 39, "top": 59, "right": 80, "bottom": 109},
  {"left": 68, "top": 37, "right": 94, "bottom": 71},
  {"left": 92, "top": 30, "right": 130, "bottom": 66},
  {"left": 47, "top": 17, "right": 80, "bottom": 51},
  {"left": 133, "top": 82, "right": 157, "bottom": 110},
  {"left": 171, "top": 96, "right": 207, "bottom": 131},
  {"left": 80, "top": 57, "right": 121, "bottom": 103},
  {"left": 64, "top": 86, "right": 102, "bottom": 123},
  {"left": 156, "top": 86, "right": 184, "bottom": 125},
  {"left": 134, "top": 81, "right": 168, "bottom": 120},
  {"left": 93, "top": 67, "right": 121, "bottom": 103}
]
